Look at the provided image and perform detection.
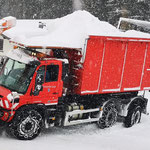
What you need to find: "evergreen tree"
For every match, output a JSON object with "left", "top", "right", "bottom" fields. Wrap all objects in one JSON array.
[
  {"left": 0, "top": 0, "right": 149, "bottom": 26},
  {"left": 83, "top": 0, "right": 109, "bottom": 21},
  {"left": 38, "top": 0, "right": 72, "bottom": 19},
  {"left": 0, "top": 0, "right": 72, "bottom": 19},
  {"left": 106, "top": 0, "right": 150, "bottom": 26},
  {"left": 128, "top": 1, "right": 149, "bottom": 20}
]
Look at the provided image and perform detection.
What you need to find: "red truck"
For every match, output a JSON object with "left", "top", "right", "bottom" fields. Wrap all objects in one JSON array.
[{"left": 0, "top": 35, "right": 148, "bottom": 140}]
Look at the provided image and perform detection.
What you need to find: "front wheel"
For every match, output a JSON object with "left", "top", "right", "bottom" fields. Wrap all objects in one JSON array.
[
  {"left": 124, "top": 106, "right": 142, "bottom": 128},
  {"left": 7, "top": 109, "right": 43, "bottom": 140}
]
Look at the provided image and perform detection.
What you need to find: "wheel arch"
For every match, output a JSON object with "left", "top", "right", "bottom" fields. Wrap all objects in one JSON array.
[
  {"left": 121, "top": 96, "right": 148, "bottom": 117},
  {"left": 127, "top": 97, "right": 148, "bottom": 113},
  {"left": 100, "top": 98, "right": 116, "bottom": 110},
  {"left": 14, "top": 104, "right": 46, "bottom": 120},
  {"left": 108, "top": 96, "right": 148, "bottom": 117}
]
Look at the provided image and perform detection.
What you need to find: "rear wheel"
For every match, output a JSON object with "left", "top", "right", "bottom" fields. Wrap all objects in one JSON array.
[
  {"left": 6, "top": 109, "right": 43, "bottom": 140},
  {"left": 124, "top": 106, "right": 141, "bottom": 128},
  {"left": 97, "top": 102, "right": 117, "bottom": 129}
]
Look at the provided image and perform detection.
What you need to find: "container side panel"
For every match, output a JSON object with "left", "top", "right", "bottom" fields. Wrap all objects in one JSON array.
[
  {"left": 81, "top": 38, "right": 104, "bottom": 93},
  {"left": 121, "top": 42, "right": 146, "bottom": 91},
  {"left": 99, "top": 40, "right": 126, "bottom": 93},
  {"left": 141, "top": 43, "right": 150, "bottom": 90}
]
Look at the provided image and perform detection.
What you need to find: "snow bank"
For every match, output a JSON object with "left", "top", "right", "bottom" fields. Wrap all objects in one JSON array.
[{"left": 3, "top": 11, "right": 150, "bottom": 50}]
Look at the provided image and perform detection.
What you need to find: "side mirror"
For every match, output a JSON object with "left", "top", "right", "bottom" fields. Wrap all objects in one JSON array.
[
  {"left": 36, "top": 74, "right": 44, "bottom": 84},
  {"left": 62, "top": 63, "right": 69, "bottom": 84},
  {"left": 36, "top": 84, "right": 43, "bottom": 91},
  {"left": 33, "top": 66, "right": 45, "bottom": 96},
  {"left": 33, "top": 85, "right": 43, "bottom": 96}
]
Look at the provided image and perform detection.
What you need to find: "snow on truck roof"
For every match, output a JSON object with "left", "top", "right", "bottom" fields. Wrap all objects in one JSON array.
[{"left": 2, "top": 11, "right": 150, "bottom": 50}]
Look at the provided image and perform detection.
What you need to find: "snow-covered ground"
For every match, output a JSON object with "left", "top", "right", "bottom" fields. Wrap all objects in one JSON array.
[{"left": 0, "top": 92, "right": 150, "bottom": 150}]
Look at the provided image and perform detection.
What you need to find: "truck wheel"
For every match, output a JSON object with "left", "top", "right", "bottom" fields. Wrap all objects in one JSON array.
[
  {"left": 124, "top": 106, "right": 141, "bottom": 128},
  {"left": 97, "top": 102, "right": 117, "bottom": 129},
  {"left": 7, "top": 109, "right": 43, "bottom": 140}
]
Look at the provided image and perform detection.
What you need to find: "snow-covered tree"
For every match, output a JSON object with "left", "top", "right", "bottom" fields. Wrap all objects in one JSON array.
[
  {"left": 0, "top": 0, "right": 149, "bottom": 26},
  {"left": 106, "top": 0, "right": 149, "bottom": 26},
  {"left": 83, "top": 0, "right": 108, "bottom": 21}
]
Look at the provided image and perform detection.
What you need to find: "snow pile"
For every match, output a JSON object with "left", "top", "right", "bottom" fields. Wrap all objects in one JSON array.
[
  {"left": 3, "top": 20, "right": 48, "bottom": 43},
  {"left": 124, "top": 30, "right": 150, "bottom": 38},
  {"left": 3, "top": 11, "right": 119, "bottom": 49},
  {"left": 3, "top": 11, "right": 150, "bottom": 50}
]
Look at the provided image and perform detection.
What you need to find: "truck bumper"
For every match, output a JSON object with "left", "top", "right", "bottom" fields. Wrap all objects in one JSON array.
[{"left": 0, "top": 107, "right": 11, "bottom": 123}]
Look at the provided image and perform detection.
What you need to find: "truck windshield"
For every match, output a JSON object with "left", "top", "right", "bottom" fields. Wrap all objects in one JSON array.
[{"left": 0, "top": 58, "right": 36, "bottom": 94}]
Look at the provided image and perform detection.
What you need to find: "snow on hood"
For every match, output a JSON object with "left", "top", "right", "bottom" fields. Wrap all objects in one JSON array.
[{"left": 3, "top": 11, "right": 150, "bottom": 50}]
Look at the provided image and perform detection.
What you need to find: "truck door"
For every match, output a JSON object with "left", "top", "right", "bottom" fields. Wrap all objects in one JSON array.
[{"left": 33, "top": 62, "right": 63, "bottom": 105}]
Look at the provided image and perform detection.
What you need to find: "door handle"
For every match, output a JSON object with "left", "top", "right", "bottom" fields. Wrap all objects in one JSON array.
[{"left": 53, "top": 92, "right": 58, "bottom": 94}]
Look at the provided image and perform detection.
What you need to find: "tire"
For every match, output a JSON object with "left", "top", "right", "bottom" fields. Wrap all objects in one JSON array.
[
  {"left": 124, "top": 106, "right": 142, "bottom": 128},
  {"left": 6, "top": 109, "right": 43, "bottom": 140},
  {"left": 97, "top": 102, "right": 117, "bottom": 129}
]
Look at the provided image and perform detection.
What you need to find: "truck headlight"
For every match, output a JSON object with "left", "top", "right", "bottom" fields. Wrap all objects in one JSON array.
[
  {"left": 7, "top": 92, "right": 20, "bottom": 103},
  {"left": 13, "top": 98, "right": 20, "bottom": 103}
]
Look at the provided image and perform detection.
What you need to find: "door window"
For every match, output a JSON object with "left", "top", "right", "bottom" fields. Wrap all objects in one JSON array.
[{"left": 45, "top": 65, "right": 59, "bottom": 82}]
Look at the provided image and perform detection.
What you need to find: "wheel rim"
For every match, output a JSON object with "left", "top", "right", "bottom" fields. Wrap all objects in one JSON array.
[
  {"left": 131, "top": 110, "right": 141, "bottom": 125},
  {"left": 18, "top": 116, "right": 40, "bottom": 138},
  {"left": 17, "top": 110, "right": 42, "bottom": 139},
  {"left": 134, "top": 111, "right": 141, "bottom": 124}
]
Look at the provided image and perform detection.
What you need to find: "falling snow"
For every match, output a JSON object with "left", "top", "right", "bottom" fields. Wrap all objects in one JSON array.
[{"left": 1, "top": 0, "right": 150, "bottom": 150}]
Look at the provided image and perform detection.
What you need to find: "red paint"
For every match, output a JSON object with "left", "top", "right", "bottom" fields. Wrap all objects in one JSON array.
[{"left": 80, "top": 36, "right": 150, "bottom": 94}]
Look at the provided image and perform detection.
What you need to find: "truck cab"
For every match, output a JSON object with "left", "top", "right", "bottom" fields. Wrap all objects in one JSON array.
[{"left": 0, "top": 48, "right": 67, "bottom": 124}]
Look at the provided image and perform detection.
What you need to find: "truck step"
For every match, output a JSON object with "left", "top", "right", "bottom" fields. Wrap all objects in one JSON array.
[{"left": 63, "top": 108, "right": 100, "bottom": 126}]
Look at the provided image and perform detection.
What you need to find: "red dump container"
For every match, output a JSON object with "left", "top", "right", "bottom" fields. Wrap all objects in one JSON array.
[{"left": 79, "top": 35, "right": 150, "bottom": 95}]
